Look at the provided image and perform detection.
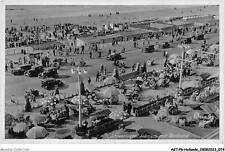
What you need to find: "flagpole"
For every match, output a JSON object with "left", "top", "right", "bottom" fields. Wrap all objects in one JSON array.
[
  {"left": 78, "top": 71, "right": 82, "bottom": 127},
  {"left": 179, "top": 48, "right": 184, "bottom": 89},
  {"left": 178, "top": 44, "right": 189, "bottom": 89}
]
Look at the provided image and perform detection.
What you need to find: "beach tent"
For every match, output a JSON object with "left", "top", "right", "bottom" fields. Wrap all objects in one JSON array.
[{"left": 26, "top": 126, "right": 48, "bottom": 139}]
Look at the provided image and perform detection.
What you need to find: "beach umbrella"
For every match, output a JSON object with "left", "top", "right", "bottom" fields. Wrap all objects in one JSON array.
[
  {"left": 54, "top": 128, "right": 73, "bottom": 139},
  {"left": 5, "top": 113, "right": 15, "bottom": 126},
  {"left": 85, "top": 83, "right": 97, "bottom": 93},
  {"left": 102, "top": 87, "right": 120, "bottom": 98},
  {"left": 181, "top": 80, "right": 201, "bottom": 89},
  {"left": 30, "top": 114, "right": 47, "bottom": 125},
  {"left": 26, "top": 126, "right": 48, "bottom": 139},
  {"left": 13, "top": 122, "right": 28, "bottom": 133},
  {"left": 103, "top": 76, "right": 119, "bottom": 85}
]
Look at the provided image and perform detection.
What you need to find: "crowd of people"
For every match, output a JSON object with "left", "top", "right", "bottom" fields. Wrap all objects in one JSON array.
[
  {"left": 5, "top": 14, "right": 220, "bottom": 139},
  {"left": 6, "top": 22, "right": 97, "bottom": 49}
]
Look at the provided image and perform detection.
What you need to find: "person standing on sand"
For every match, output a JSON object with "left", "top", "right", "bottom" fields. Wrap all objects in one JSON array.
[
  {"left": 89, "top": 51, "right": 92, "bottom": 59},
  {"left": 100, "top": 64, "right": 104, "bottom": 74},
  {"left": 53, "top": 49, "right": 56, "bottom": 57},
  {"left": 95, "top": 44, "right": 98, "bottom": 52},
  {"left": 74, "top": 48, "right": 77, "bottom": 54},
  {"left": 96, "top": 71, "right": 100, "bottom": 82},
  {"left": 5, "top": 64, "right": 8, "bottom": 72},
  {"left": 88, "top": 77, "right": 91, "bottom": 84},
  {"left": 98, "top": 51, "right": 102, "bottom": 58},
  {"left": 47, "top": 52, "right": 50, "bottom": 58},
  {"left": 81, "top": 45, "right": 85, "bottom": 54},
  {"left": 127, "top": 103, "right": 132, "bottom": 115},
  {"left": 23, "top": 56, "right": 26, "bottom": 64},
  {"left": 123, "top": 102, "right": 127, "bottom": 112},
  {"left": 108, "top": 49, "right": 111, "bottom": 56}
]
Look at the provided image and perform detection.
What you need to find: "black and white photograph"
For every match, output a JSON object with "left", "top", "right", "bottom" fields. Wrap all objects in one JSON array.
[{"left": 1, "top": 1, "right": 224, "bottom": 149}]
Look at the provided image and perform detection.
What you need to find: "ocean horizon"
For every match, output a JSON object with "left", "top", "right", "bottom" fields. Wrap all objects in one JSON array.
[{"left": 6, "top": 5, "right": 203, "bottom": 20}]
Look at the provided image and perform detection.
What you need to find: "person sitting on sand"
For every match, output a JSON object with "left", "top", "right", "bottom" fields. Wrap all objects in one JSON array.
[{"left": 123, "top": 102, "right": 127, "bottom": 112}]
